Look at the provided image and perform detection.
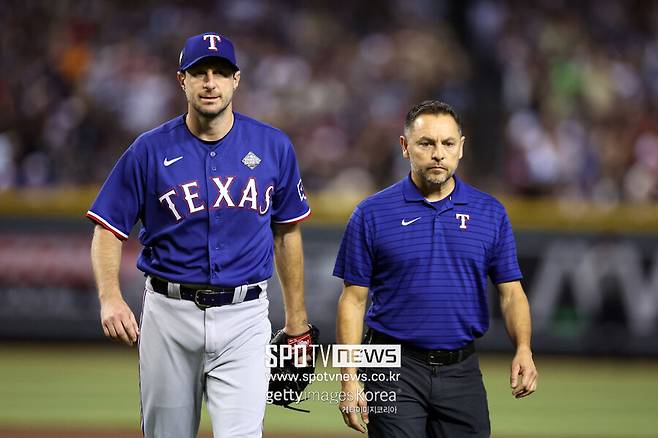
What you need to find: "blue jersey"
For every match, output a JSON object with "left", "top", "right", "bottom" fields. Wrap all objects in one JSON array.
[
  {"left": 333, "top": 175, "right": 521, "bottom": 349},
  {"left": 87, "top": 112, "right": 311, "bottom": 287}
]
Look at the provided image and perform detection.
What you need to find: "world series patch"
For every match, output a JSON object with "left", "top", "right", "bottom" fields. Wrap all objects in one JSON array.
[{"left": 242, "top": 151, "right": 261, "bottom": 169}]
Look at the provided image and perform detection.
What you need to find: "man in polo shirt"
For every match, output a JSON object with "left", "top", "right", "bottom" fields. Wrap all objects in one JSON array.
[{"left": 334, "top": 100, "right": 537, "bottom": 437}]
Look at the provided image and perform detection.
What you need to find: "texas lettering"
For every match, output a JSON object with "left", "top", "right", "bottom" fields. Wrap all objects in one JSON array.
[{"left": 158, "top": 176, "right": 274, "bottom": 220}]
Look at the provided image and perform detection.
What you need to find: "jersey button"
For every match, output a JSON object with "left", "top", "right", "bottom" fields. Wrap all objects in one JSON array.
[
  {"left": 210, "top": 151, "right": 216, "bottom": 157},
  {"left": 211, "top": 166, "right": 216, "bottom": 171}
]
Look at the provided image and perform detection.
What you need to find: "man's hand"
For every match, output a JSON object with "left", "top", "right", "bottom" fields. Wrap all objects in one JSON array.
[
  {"left": 510, "top": 347, "right": 538, "bottom": 398},
  {"left": 100, "top": 294, "right": 140, "bottom": 346},
  {"left": 339, "top": 380, "right": 368, "bottom": 433}
]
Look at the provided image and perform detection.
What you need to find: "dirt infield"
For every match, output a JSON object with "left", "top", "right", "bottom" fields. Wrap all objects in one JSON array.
[{"left": 0, "top": 428, "right": 346, "bottom": 438}]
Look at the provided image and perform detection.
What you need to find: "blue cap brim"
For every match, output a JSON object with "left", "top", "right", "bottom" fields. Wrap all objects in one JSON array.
[{"left": 180, "top": 54, "right": 239, "bottom": 72}]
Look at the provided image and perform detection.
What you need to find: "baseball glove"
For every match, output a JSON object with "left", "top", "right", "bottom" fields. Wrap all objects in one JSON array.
[{"left": 268, "top": 324, "right": 320, "bottom": 412}]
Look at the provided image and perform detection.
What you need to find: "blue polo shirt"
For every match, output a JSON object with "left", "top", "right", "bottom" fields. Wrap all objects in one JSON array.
[{"left": 333, "top": 174, "right": 522, "bottom": 349}]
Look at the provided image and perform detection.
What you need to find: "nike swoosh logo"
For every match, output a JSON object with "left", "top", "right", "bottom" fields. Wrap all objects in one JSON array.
[
  {"left": 163, "top": 156, "right": 183, "bottom": 167},
  {"left": 401, "top": 217, "right": 421, "bottom": 226}
]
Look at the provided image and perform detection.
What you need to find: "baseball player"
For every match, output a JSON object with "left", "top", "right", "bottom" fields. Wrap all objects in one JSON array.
[
  {"left": 334, "top": 100, "right": 538, "bottom": 437},
  {"left": 87, "top": 32, "right": 312, "bottom": 438}
]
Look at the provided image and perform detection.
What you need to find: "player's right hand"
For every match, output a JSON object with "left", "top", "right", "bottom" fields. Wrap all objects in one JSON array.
[
  {"left": 339, "top": 380, "right": 368, "bottom": 433},
  {"left": 100, "top": 294, "right": 140, "bottom": 346}
]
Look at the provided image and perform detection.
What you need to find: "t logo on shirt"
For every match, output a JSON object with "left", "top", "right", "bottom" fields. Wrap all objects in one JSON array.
[{"left": 456, "top": 213, "right": 470, "bottom": 229}]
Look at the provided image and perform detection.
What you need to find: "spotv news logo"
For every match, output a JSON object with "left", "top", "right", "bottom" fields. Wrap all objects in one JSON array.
[
  {"left": 265, "top": 344, "right": 401, "bottom": 368},
  {"left": 332, "top": 344, "right": 401, "bottom": 368}
]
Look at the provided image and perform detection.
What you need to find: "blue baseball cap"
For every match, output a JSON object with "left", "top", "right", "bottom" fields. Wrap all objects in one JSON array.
[{"left": 178, "top": 33, "right": 239, "bottom": 71}]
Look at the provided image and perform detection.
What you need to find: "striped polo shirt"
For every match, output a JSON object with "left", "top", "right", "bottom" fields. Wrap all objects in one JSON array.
[{"left": 333, "top": 174, "right": 522, "bottom": 350}]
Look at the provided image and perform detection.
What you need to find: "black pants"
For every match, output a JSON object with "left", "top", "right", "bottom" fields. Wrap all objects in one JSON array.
[{"left": 364, "top": 352, "right": 490, "bottom": 438}]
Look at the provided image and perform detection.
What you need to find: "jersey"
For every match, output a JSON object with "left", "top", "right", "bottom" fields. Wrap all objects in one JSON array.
[
  {"left": 333, "top": 174, "right": 521, "bottom": 350},
  {"left": 87, "top": 112, "right": 311, "bottom": 287}
]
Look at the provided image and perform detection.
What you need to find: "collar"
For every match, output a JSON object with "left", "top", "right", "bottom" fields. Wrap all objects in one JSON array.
[{"left": 402, "top": 173, "right": 469, "bottom": 205}]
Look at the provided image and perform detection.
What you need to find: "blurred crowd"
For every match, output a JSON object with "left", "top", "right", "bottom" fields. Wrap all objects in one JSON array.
[
  {"left": 1, "top": 0, "right": 656, "bottom": 202},
  {"left": 488, "top": 0, "right": 658, "bottom": 202}
]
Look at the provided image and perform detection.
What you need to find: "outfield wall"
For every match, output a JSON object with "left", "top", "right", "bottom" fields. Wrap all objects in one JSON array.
[{"left": 1, "top": 216, "right": 656, "bottom": 355}]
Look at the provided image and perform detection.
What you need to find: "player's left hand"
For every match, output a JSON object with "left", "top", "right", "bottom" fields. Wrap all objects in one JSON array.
[
  {"left": 280, "top": 322, "right": 316, "bottom": 366},
  {"left": 510, "top": 347, "right": 538, "bottom": 398}
]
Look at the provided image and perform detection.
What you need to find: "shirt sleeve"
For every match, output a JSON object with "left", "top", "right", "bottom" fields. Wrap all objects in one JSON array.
[
  {"left": 488, "top": 209, "right": 523, "bottom": 284},
  {"left": 271, "top": 141, "right": 311, "bottom": 224},
  {"left": 86, "top": 145, "right": 145, "bottom": 240},
  {"left": 332, "top": 206, "right": 373, "bottom": 287}
]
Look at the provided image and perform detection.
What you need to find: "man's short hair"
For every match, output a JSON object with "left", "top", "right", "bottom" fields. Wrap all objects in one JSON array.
[{"left": 404, "top": 100, "right": 462, "bottom": 134}]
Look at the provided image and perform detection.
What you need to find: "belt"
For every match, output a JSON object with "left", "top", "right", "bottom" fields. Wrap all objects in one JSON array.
[
  {"left": 149, "top": 277, "right": 262, "bottom": 310},
  {"left": 366, "top": 329, "right": 475, "bottom": 366}
]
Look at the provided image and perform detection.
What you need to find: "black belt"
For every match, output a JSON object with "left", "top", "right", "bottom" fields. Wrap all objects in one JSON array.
[
  {"left": 366, "top": 329, "right": 475, "bottom": 366},
  {"left": 149, "top": 277, "right": 262, "bottom": 309}
]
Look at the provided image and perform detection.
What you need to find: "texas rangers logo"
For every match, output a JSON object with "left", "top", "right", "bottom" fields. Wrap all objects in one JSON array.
[
  {"left": 203, "top": 34, "right": 221, "bottom": 51},
  {"left": 456, "top": 213, "right": 470, "bottom": 229},
  {"left": 297, "top": 179, "right": 307, "bottom": 201},
  {"left": 242, "top": 152, "right": 261, "bottom": 169}
]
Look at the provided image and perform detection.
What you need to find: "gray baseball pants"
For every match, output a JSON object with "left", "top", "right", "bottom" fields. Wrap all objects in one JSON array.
[{"left": 139, "top": 280, "right": 271, "bottom": 438}]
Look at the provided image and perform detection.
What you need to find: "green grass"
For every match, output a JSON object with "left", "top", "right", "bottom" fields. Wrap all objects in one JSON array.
[
  {"left": 0, "top": 345, "right": 656, "bottom": 437},
  {"left": 0, "top": 346, "right": 140, "bottom": 429},
  {"left": 483, "top": 356, "right": 658, "bottom": 437}
]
